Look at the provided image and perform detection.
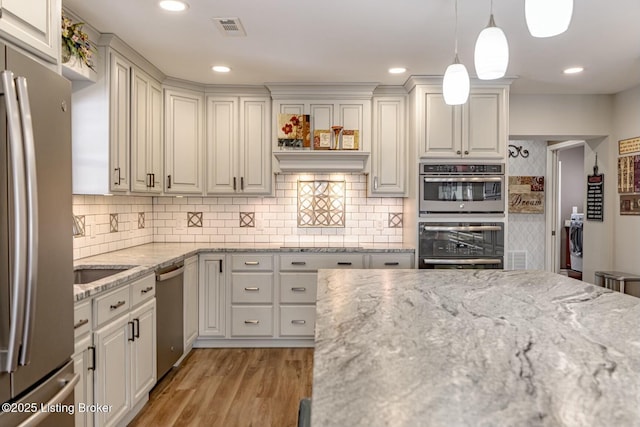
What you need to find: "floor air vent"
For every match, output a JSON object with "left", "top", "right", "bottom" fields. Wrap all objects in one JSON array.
[
  {"left": 506, "top": 251, "right": 528, "bottom": 270},
  {"left": 213, "top": 17, "right": 247, "bottom": 37}
]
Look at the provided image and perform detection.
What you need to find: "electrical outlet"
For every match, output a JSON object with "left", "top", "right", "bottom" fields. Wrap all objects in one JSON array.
[{"left": 376, "top": 220, "right": 384, "bottom": 230}]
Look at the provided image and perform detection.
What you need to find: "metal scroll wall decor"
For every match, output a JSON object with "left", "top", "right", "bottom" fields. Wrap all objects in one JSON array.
[{"left": 508, "top": 144, "right": 529, "bottom": 158}]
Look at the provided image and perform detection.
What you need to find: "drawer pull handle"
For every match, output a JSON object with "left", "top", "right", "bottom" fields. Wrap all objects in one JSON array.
[
  {"left": 244, "top": 287, "right": 260, "bottom": 291},
  {"left": 141, "top": 286, "right": 154, "bottom": 294},
  {"left": 384, "top": 262, "right": 400, "bottom": 266},
  {"left": 337, "top": 262, "right": 352, "bottom": 266},
  {"left": 74, "top": 318, "right": 89, "bottom": 329},
  {"left": 110, "top": 300, "right": 126, "bottom": 311},
  {"left": 291, "top": 320, "right": 306, "bottom": 325},
  {"left": 291, "top": 287, "right": 307, "bottom": 292},
  {"left": 244, "top": 261, "right": 260, "bottom": 266},
  {"left": 244, "top": 320, "right": 260, "bottom": 325},
  {"left": 291, "top": 261, "right": 307, "bottom": 266}
]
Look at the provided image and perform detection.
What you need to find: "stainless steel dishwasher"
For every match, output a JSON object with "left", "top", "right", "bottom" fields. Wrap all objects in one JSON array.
[{"left": 155, "top": 261, "right": 184, "bottom": 380}]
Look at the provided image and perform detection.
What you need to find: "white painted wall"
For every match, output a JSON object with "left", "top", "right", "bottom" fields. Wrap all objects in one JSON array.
[
  {"left": 510, "top": 94, "right": 613, "bottom": 139},
  {"left": 509, "top": 93, "right": 615, "bottom": 283},
  {"left": 612, "top": 84, "right": 640, "bottom": 274}
]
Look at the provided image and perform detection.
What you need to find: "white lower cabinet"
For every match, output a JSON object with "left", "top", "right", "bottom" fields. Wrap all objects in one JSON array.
[
  {"left": 199, "top": 255, "right": 225, "bottom": 337},
  {"left": 183, "top": 255, "right": 199, "bottom": 352},
  {"left": 80, "top": 273, "right": 156, "bottom": 427},
  {"left": 72, "top": 324, "right": 94, "bottom": 427},
  {"left": 195, "top": 251, "right": 414, "bottom": 346}
]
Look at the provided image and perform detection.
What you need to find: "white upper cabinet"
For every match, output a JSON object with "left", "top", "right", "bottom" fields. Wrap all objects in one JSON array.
[
  {"left": 164, "top": 86, "right": 204, "bottom": 194},
  {"left": 418, "top": 86, "right": 508, "bottom": 160},
  {"left": 109, "top": 52, "right": 131, "bottom": 192},
  {"left": 206, "top": 95, "right": 271, "bottom": 195},
  {"left": 131, "top": 67, "right": 163, "bottom": 193},
  {"left": 371, "top": 94, "right": 407, "bottom": 196},
  {"left": 0, "top": 0, "right": 58, "bottom": 62}
]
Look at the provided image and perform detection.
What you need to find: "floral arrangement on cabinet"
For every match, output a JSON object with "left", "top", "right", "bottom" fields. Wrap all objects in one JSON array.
[{"left": 61, "top": 13, "right": 96, "bottom": 69}]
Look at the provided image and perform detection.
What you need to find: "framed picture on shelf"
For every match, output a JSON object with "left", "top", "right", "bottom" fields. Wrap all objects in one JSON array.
[
  {"left": 341, "top": 129, "right": 359, "bottom": 150},
  {"left": 313, "top": 129, "right": 331, "bottom": 150},
  {"left": 278, "top": 114, "right": 310, "bottom": 149}
]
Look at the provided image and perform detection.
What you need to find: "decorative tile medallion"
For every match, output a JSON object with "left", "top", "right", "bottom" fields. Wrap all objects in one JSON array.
[
  {"left": 297, "top": 180, "right": 345, "bottom": 227},
  {"left": 388, "top": 212, "right": 403, "bottom": 228},
  {"left": 109, "top": 213, "right": 118, "bottom": 233},
  {"left": 187, "top": 212, "right": 203, "bottom": 228},
  {"left": 73, "top": 215, "right": 85, "bottom": 237},
  {"left": 240, "top": 212, "right": 255, "bottom": 228},
  {"left": 138, "top": 212, "right": 145, "bottom": 229}
]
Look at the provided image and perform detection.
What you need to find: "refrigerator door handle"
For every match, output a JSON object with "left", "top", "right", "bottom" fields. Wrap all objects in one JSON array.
[
  {"left": 15, "top": 76, "right": 39, "bottom": 366},
  {"left": 15, "top": 373, "right": 79, "bottom": 427},
  {"left": 0, "top": 70, "right": 28, "bottom": 374}
]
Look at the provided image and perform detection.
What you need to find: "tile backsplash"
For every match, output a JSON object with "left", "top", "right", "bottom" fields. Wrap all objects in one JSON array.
[
  {"left": 154, "top": 174, "right": 403, "bottom": 246},
  {"left": 72, "top": 174, "right": 403, "bottom": 260},
  {"left": 72, "top": 195, "right": 154, "bottom": 260}
]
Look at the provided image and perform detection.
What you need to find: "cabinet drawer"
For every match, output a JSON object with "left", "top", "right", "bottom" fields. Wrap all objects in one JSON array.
[
  {"left": 280, "top": 273, "right": 317, "bottom": 304},
  {"left": 94, "top": 286, "right": 130, "bottom": 327},
  {"left": 231, "top": 273, "right": 273, "bottom": 304},
  {"left": 231, "top": 254, "right": 273, "bottom": 271},
  {"left": 279, "top": 254, "right": 365, "bottom": 271},
  {"left": 231, "top": 306, "right": 273, "bottom": 337},
  {"left": 74, "top": 300, "right": 92, "bottom": 339},
  {"left": 370, "top": 253, "right": 414, "bottom": 269},
  {"left": 130, "top": 274, "right": 155, "bottom": 307},
  {"left": 280, "top": 306, "right": 316, "bottom": 337}
]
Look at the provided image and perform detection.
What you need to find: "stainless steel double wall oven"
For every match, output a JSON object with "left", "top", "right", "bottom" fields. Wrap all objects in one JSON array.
[{"left": 418, "top": 163, "right": 505, "bottom": 270}]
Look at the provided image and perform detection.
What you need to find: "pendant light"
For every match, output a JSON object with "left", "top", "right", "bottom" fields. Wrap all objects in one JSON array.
[
  {"left": 525, "top": 0, "right": 573, "bottom": 38},
  {"left": 474, "top": 0, "right": 509, "bottom": 80},
  {"left": 443, "top": 0, "right": 470, "bottom": 105}
]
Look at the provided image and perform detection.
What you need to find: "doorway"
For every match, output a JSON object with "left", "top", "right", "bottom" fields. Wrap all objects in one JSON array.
[{"left": 545, "top": 140, "right": 585, "bottom": 275}]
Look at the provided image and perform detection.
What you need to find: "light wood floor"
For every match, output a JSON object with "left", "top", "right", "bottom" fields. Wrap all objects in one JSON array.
[{"left": 128, "top": 348, "right": 314, "bottom": 427}]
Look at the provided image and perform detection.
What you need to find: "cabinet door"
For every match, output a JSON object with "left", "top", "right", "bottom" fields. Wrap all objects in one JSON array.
[
  {"left": 464, "top": 92, "right": 505, "bottom": 159},
  {"left": 371, "top": 96, "right": 406, "bottom": 196},
  {"left": 337, "top": 102, "right": 369, "bottom": 150},
  {"left": 94, "top": 315, "right": 130, "bottom": 427},
  {"left": 131, "top": 68, "right": 151, "bottom": 193},
  {"left": 239, "top": 97, "right": 271, "bottom": 194},
  {"left": 206, "top": 96, "right": 237, "bottom": 194},
  {"left": 110, "top": 52, "right": 131, "bottom": 192},
  {"left": 73, "top": 334, "right": 94, "bottom": 427},
  {"left": 149, "top": 79, "right": 163, "bottom": 191},
  {"left": 199, "top": 256, "right": 225, "bottom": 337},
  {"left": 0, "top": 0, "right": 57, "bottom": 62},
  {"left": 422, "top": 93, "right": 461, "bottom": 158},
  {"left": 130, "top": 299, "right": 156, "bottom": 407},
  {"left": 183, "top": 255, "right": 199, "bottom": 349},
  {"left": 164, "top": 88, "right": 204, "bottom": 193}
]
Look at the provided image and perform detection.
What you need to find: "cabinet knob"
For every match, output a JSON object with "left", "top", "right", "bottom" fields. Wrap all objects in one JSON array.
[
  {"left": 464, "top": 150, "right": 469, "bottom": 155},
  {"left": 456, "top": 150, "right": 461, "bottom": 155}
]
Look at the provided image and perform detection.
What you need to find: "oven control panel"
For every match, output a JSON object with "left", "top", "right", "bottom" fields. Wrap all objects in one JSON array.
[{"left": 421, "top": 163, "right": 504, "bottom": 174}]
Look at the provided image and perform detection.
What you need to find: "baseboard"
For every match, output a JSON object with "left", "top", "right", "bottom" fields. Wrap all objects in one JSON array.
[{"left": 193, "top": 338, "right": 314, "bottom": 348}]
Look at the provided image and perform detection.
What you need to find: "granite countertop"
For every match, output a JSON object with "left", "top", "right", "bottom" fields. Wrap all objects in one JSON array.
[
  {"left": 311, "top": 269, "right": 640, "bottom": 427},
  {"left": 73, "top": 242, "right": 414, "bottom": 301}
]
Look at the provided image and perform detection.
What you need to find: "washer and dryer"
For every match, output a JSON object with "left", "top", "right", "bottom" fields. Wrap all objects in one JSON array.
[{"left": 569, "top": 213, "right": 584, "bottom": 273}]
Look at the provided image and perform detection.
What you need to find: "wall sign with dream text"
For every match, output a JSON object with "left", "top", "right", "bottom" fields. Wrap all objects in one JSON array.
[{"left": 508, "top": 176, "right": 544, "bottom": 214}]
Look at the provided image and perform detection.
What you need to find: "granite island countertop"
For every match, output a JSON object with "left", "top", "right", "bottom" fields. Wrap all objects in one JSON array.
[
  {"left": 311, "top": 269, "right": 640, "bottom": 427},
  {"left": 73, "top": 242, "right": 414, "bottom": 301}
]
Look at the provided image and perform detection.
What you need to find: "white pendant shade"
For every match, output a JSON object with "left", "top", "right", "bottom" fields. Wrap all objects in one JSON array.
[
  {"left": 443, "top": 58, "right": 470, "bottom": 105},
  {"left": 474, "top": 15, "right": 509, "bottom": 80},
  {"left": 525, "top": 0, "right": 573, "bottom": 38}
]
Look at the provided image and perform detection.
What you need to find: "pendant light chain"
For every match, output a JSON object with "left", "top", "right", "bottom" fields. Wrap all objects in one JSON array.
[{"left": 454, "top": 0, "right": 459, "bottom": 56}]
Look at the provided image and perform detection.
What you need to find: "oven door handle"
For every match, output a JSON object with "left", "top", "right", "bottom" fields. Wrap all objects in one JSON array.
[
  {"left": 422, "top": 258, "right": 503, "bottom": 265},
  {"left": 420, "top": 225, "right": 503, "bottom": 232},
  {"left": 422, "top": 177, "right": 503, "bottom": 183}
]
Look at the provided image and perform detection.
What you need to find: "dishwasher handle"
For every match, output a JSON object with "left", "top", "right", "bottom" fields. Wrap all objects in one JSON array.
[{"left": 156, "top": 265, "right": 184, "bottom": 282}]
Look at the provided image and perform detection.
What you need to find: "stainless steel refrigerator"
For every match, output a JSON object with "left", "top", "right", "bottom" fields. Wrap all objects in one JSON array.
[{"left": 0, "top": 43, "right": 76, "bottom": 426}]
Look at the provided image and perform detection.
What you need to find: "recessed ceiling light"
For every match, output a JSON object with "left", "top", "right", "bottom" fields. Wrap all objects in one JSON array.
[
  {"left": 159, "top": 1, "right": 189, "bottom": 12},
  {"left": 388, "top": 67, "right": 407, "bottom": 74},
  {"left": 563, "top": 66, "right": 584, "bottom": 74},
  {"left": 212, "top": 65, "right": 231, "bottom": 73}
]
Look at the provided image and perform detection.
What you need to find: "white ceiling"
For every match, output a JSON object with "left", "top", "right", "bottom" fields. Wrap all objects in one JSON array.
[{"left": 62, "top": 0, "right": 640, "bottom": 94}]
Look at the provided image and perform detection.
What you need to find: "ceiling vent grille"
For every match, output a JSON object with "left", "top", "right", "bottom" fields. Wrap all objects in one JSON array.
[{"left": 213, "top": 17, "right": 247, "bottom": 37}]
